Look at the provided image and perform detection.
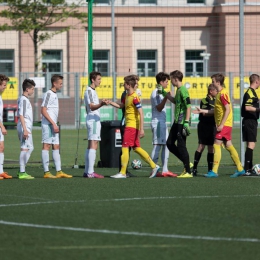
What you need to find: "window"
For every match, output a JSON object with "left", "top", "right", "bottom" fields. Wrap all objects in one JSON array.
[
  {"left": 42, "top": 50, "right": 62, "bottom": 92},
  {"left": 185, "top": 50, "right": 204, "bottom": 77},
  {"left": 0, "top": 50, "right": 14, "bottom": 76},
  {"left": 93, "top": 50, "right": 110, "bottom": 76},
  {"left": 137, "top": 50, "right": 157, "bottom": 77},
  {"left": 94, "top": 0, "right": 109, "bottom": 4},
  {"left": 187, "top": 0, "right": 205, "bottom": 3},
  {"left": 139, "top": 0, "right": 157, "bottom": 4}
]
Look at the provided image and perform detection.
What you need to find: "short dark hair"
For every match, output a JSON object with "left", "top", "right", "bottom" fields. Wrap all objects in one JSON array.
[
  {"left": 169, "top": 70, "right": 183, "bottom": 82},
  {"left": 129, "top": 74, "right": 140, "bottom": 81},
  {"left": 0, "top": 74, "right": 9, "bottom": 85},
  {"left": 51, "top": 74, "right": 63, "bottom": 84},
  {"left": 211, "top": 73, "right": 225, "bottom": 86},
  {"left": 156, "top": 72, "right": 170, "bottom": 84},
  {"left": 249, "top": 74, "right": 260, "bottom": 84},
  {"left": 208, "top": 84, "right": 218, "bottom": 94},
  {"left": 124, "top": 75, "right": 136, "bottom": 88},
  {"left": 89, "top": 71, "right": 101, "bottom": 82},
  {"left": 22, "top": 79, "right": 36, "bottom": 92}
]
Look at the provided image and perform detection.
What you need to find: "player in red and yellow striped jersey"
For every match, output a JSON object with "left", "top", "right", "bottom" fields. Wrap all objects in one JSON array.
[
  {"left": 109, "top": 75, "right": 160, "bottom": 178},
  {"left": 193, "top": 73, "right": 244, "bottom": 177}
]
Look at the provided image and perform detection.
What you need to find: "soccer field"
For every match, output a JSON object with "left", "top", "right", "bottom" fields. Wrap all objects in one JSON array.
[{"left": 1, "top": 128, "right": 260, "bottom": 260}]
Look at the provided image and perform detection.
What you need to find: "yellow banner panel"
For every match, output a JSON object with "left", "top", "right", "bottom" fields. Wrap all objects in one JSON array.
[
  {"left": 2, "top": 77, "right": 18, "bottom": 100},
  {"left": 80, "top": 77, "right": 113, "bottom": 99},
  {"left": 183, "top": 77, "right": 230, "bottom": 99},
  {"left": 233, "top": 77, "right": 260, "bottom": 99}
]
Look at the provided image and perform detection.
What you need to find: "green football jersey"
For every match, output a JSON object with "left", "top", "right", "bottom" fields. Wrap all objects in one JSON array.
[{"left": 174, "top": 85, "right": 191, "bottom": 124}]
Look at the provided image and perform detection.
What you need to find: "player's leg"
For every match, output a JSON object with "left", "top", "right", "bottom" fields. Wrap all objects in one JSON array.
[
  {"left": 0, "top": 134, "right": 12, "bottom": 179},
  {"left": 166, "top": 123, "right": 182, "bottom": 160},
  {"left": 150, "top": 122, "right": 161, "bottom": 163},
  {"left": 17, "top": 128, "right": 34, "bottom": 179},
  {"left": 207, "top": 145, "right": 214, "bottom": 172},
  {"left": 84, "top": 120, "right": 103, "bottom": 178}
]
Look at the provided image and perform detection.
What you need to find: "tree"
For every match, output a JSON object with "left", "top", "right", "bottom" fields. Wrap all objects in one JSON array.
[{"left": 0, "top": 0, "right": 88, "bottom": 72}]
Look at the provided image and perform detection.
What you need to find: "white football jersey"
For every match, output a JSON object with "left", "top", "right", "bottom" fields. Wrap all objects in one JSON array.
[
  {"left": 84, "top": 86, "right": 100, "bottom": 119},
  {"left": 17, "top": 95, "right": 33, "bottom": 130},
  {"left": 150, "top": 88, "right": 166, "bottom": 123},
  {"left": 41, "top": 90, "right": 59, "bottom": 124},
  {"left": 0, "top": 96, "right": 3, "bottom": 122}
]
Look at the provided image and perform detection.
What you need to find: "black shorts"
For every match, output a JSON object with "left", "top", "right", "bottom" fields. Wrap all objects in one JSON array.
[
  {"left": 197, "top": 122, "right": 216, "bottom": 146},
  {"left": 242, "top": 118, "right": 258, "bottom": 142}
]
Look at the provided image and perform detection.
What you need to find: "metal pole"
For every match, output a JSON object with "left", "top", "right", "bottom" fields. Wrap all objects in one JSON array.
[
  {"left": 239, "top": 0, "right": 245, "bottom": 164},
  {"left": 87, "top": 0, "right": 93, "bottom": 84},
  {"left": 111, "top": 0, "right": 116, "bottom": 119}
]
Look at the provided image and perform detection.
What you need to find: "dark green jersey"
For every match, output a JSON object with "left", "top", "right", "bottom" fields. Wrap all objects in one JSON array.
[{"left": 174, "top": 85, "right": 191, "bottom": 124}]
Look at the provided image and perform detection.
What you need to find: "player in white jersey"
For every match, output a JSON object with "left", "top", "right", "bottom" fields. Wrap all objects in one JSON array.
[
  {"left": 41, "top": 74, "right": 72, "bottom": 179},
  {"left": 83, "top": 71, "right": 108, "bottom": 178},
  {"left": 0, "top": 75, "right": 12, "bottom": 179},
  {"left": 150, "top": 72, "right": 177, "bottom": 177},
  {"left": 17, "top": 79, "right": 36, "bottom": 179}
]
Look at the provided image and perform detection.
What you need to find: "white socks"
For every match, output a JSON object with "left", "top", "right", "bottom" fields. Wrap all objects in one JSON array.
[
  {"left": 151, "top": 145, "right": 161, "bottom": 163},
  {"left": 88, "top": 149, "right": 96, "bottom": 174},
  {"left": 0, "top": 153, "right": 4, "bottom": 173},
  {"left": 161, "top": 145, "right": 169, "bottom": 173},
  {"left": 84, "top": 149, "right": 89, "bottom": 173},
  {"left": 42, "top": 150, "right": 49, "bottom": 172},
  {"left": 52, "top": 150, "right": 61, "bottom": 172}
]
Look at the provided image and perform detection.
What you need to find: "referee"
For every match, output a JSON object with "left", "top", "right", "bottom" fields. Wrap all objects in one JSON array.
[
  {"left": 241, "top": 74, "right": 260, "bottom": 175},
  {"left": 192, "top": 84, "right": 218, "bottom": 176}
]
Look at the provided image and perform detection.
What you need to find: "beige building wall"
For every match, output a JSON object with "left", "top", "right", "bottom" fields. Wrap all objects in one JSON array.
[{"left": 0, "top": 31, "right": 19, "bottom": 76}]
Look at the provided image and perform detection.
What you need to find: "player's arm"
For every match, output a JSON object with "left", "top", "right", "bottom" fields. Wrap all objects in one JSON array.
[
  {"left": 156, "top": 96, "right": 168, "bottom": 112},
  {"left": 137, "top": 107, "right": 145, "bottom": 138},
  {"left": 19, "top": 115, "right": 30, "bottom": 139},
  {"left": 41, "top": 106, "right": 59, "bottom": 133},
  {"left": 108, "top": 101, "right": 125, "bottom": 109},
  {"left": 0, "top": 121, "right": 7, "bottom": 135},
  {"left": 89, "top": 99, "right": 108, "bottom": 111},
  {"left": 193, "top": 107, "right": 214, "bottom": 114}
]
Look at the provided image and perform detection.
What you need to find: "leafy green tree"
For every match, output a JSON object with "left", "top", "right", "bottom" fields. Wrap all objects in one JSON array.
[{"left": 0, "top": 0, "right": 88, "bottom": 72}]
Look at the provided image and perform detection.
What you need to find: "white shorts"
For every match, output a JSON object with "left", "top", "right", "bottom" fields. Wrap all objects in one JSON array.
[
  {"left": 17, "top": 126, "right": 34, "bottom": 150},
  {"left": 86, "top": 119, "right": 101, "bottom": 141},
  {"left": 151, "top": 121, "right": 168, "bottom": 145},
  {"left": 0, "top": 128, "right": 4, "bottom": 142},
  {"left": 41, "top": 124, "right": 59, "bottom": 145}
]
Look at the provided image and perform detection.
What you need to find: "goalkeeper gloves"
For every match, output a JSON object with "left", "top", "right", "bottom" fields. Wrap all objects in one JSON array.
[
  {"left": 157, "top": 85, "right": 168, "bottom": 97},
  {"left": 183, "top": 120, "right": 191, "bottom": 136}
]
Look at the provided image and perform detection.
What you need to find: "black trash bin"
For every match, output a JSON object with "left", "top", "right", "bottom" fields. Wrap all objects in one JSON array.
[
  {"left": 99, "top": 120, "right": 122, "bottom": 168},
  {"left": 3, "top": 105, "right": 18, "bottom": 129}
]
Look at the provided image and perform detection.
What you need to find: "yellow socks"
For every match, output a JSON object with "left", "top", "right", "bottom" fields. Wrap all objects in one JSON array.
[
  {"left": 226, "top": 145, "right": 243, "bottom": 172},
  {"left": 120, "top": 147, "right": 129, "bottom": 174},
  {"left": 212, "top": 144, "right": 221, "bottom": 173},
  {"left": 134, "top": 147, "right": 156, "bottom": 169}
]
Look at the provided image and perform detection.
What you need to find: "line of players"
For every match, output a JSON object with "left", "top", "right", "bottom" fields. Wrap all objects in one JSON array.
[
  {"left": 0, "top": 71, "right": 258, "bottom": 179},
  {"left": 84, "top": 71, "right": 260, "bottom": 178}
]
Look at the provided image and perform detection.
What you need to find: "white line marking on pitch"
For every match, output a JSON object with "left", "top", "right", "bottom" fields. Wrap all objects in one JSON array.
[
  {"left": 0, "top": 195, "right": 260, "bottom": 208},
  {"left": 0, "top": 220, "right": 259, "bottom": 243}
]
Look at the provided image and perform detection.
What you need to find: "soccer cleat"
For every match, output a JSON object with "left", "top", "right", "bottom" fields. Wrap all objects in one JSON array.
[
  {"left": 18, "top": 172, "right": 34, "bottom": 180},
  {"left": 204, "top": 170, "right": 218, "bottom": 178},
  {"left": 182, "top": 162, "right": 194, "bottom": 176},
  {"left": 149, "top": 165, "right": 160, "bottom": 178},
  {"left": 162, "top": 171, "right": 178, "bottom": 177},
  {"left": 83, "top": 172, "right": 104, "bottom": 178},
  {"left": 230, "top": 169, "right": 245, "bottom": 178},
  {"left": 44, "top": 172, "right": 57, "bottom": 179},
  {"left": 0, "top": 176, "right": 3, "bottom": 180},
  {"left": 156, "top": 173, "right": 164, "bottom": 177},
  {"left": 0, "top": 172, "right": 12, "bottom": 179},
  {"left": 56, "top": 171, "right": 73, "bottom": 178},
  {"left": 177, "top": 173, "right": 193, "bottom": 178},
  {"left": 126, "top": 171, "right": 136, "bottom": 178},
  {"left": 192, "top": 169, "right": 198, "bottom": 177},
  {"left": 244, "top": 169, "right": 253, "bottom": 176},
  {"left": 110, "top": 173, "right": 127, "bottom": 178}
]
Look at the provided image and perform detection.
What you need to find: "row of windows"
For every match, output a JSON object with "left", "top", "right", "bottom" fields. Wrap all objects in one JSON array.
[
  {"left": 0, "top": 49, "right": 207, "bottom": 77},
  {"left": 94, "top": 0, "right": 205, "bottom": 4}
]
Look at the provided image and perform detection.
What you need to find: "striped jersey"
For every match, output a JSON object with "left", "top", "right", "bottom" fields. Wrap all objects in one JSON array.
[
  {"left": 17, "top": 95, "right": 33, "bottom": 130},
  {"left": 84, "top": 86, "right": 100, "bottom": 118},
  {"left": 214, "top": 88, "right": 233, "bottom": 127},
  {"left": 123, "top": 92, "right": 142, "bottom": 129},
  {"left": 41, "top": 90, "right": 59, "bottom": 124},
  {"left": 150, "top": 88, "right": 166, "bottom": 123}
]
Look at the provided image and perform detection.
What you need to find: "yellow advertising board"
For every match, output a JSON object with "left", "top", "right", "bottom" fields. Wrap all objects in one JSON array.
[
  {"left": 80, "top": 76, "right": 234, "bottom": 100},
  {"left": 2, "top": 77, "right": 18, "bottom": 100},
  {"left": 233, "top": 77, "right": 260, "bottom": 99},
  {"left": 80, "top": 77, "right": 113, "bottom": 99}
]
